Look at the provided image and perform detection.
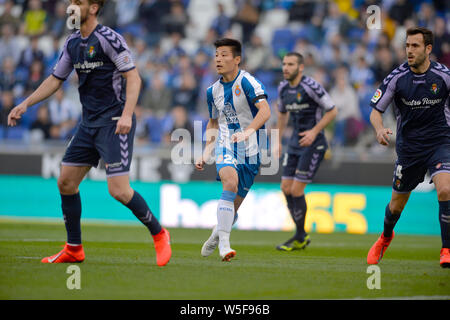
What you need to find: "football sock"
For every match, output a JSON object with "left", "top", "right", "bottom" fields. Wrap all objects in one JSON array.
[
  {"left": 217, "top": 191, "right": 236, "bottom": 244},
  {"left": 284, "top": 194, "right": 294, "bottom": 214},
  {"left": 439, "top": 200, "right": 450, "bottom": 248},
  {"left": 383, "top": 204, "right": 400, "bottom": 238},
  {"left": 61, "top": 192, "right": 82, "bottom": 245},
  {"left": 292, "top": 195, "right": 307, "bottom": 240},
  {"left": 125, "top": 191, "right": 162, "bottom": 236}
]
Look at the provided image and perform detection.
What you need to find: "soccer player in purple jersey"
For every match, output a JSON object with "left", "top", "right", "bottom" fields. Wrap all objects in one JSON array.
[
  {"left": 275, "top": 53, "right": 337, "bottom": 251},
  {"left": 7, "top": 0, "right": 171, "bottom": 266},
  {"left": 367, "top": 27, "right": 450, "bottom": 267}
]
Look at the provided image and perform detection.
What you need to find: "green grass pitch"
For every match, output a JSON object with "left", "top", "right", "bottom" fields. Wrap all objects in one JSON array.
[{"left": 0, "top": 220, "right": 449, "bottom": 300}]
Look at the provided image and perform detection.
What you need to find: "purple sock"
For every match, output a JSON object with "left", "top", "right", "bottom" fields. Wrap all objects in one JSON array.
[
  {"left": 61, "top": 192, "right": 82, "bottom": 244},
  {"left": 125, "top": 191, "right": 162, "bottom": 236}
]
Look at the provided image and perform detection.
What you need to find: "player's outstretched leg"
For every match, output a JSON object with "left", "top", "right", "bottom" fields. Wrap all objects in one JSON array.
[
  {"left": 123, "top": 190, "right": 172, "bottom": 267},
  {"left": 367, "top": 204, "right": 400, "bottom": 264},
  {"left": 367, "top": 231, "right": 395, "bottom": 265},
  {"left": 216, "top": 190, "right": 237, "bottom": 261},
  {"left": 202, "top": 213, "right": 238, "bottom": 257}
]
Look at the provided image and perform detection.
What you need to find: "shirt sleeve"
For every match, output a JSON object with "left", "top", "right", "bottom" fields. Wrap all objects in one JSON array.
[
  {"left": 301, "top": 78, "right": 335, "bottom": 112},
  {"left": 369, "top": 78, "right": 396, "bottom": 113},
  {"left": 52, "top": 36, "right": 74, "bottom": 81},
  {"left": 207, "top": 86, "right": 218, "bottom": 119},
  {"left": 97, "top": 28, "right": 135, "bottom": 73},
  {"left": 241, "top": 75, "right": 268, "bottom": 104}
]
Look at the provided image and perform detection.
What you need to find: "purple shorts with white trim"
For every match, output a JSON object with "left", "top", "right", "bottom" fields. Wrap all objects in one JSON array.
[{"left": 61, "top": 118, "right": 135, "bottom": 178}]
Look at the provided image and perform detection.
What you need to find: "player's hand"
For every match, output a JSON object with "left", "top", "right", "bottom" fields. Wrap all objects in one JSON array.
[
  {"left": 298, "top": 129, "right": 317, "bottom": 147},
  {"left": 231, "top": 129, "right": 254, "bottom": 143},
  {"left": 376, "top": 128, "right": 392, "bottom": 146},
  {"left": 7, "top": 103, "right": 27, "bottom": 127},
  {"left": 195, "top": 157, "right": 205, "bottom": 171},
  {"left": 115, "top": 114, "right": 132, "bottom": 135}
]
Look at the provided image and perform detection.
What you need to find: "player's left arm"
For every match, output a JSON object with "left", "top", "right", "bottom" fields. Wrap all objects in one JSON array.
[
  {"left": 299, "top": 106, "right": 337, "bottom": 147},
  {"left": 231, "top": 99, "right": 271, "bottom": 143},
  {"left": 115, "top": 68, "right": 141, "bottom": 135}
]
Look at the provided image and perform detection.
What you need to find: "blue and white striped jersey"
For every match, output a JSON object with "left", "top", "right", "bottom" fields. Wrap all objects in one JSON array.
[
  {"left": 206, "top": 70, "right": 267, "bottom": 159},
  {"left": 52, "top": 24, "right": 135, "bottom": 128}
]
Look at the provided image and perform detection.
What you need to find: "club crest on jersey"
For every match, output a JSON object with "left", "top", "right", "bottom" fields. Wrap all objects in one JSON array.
[
  {"left": 297, "top": 92, "right": 302, "bottom": 102},
  {"left": 430, "top": 83, "right": 439, "bottom": 94},
  {"left": 88, "top": 46, "right": 96, "bottom": 58},
  {"left": 371, "top": 89, "right": 382, "bottom": 103},
  {"left": 234, "top": 85, "right": 241, "bottom": 96}
]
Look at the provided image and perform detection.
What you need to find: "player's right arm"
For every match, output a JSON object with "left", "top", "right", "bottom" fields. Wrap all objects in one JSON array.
[
  {"left": 8, "top": 75, "right": 63, "bottom": 127},
  {"left": 195, "top": 118, "right": 219, "bottom": 171},
  {"left": 9, "top": 33, "right": 75, "bottom": 127},
  {"left": 368, "top": 65, "right": 405, "bottom": 146},
  {"left": 195, "top": 86, "right": 219, "bottom": 171},
  {"left": 370, "top": 109, "right": 392, "bottom": 146}
]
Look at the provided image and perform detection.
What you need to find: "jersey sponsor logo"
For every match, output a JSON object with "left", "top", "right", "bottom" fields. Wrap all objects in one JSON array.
[
  {"left": 222, "top": 102, "right": 239, "bottom": 124},
  {"left": 371, "top": 89, "right": 382, "bottom": 103},
  {"left": 430, "top": 83, "right": 439, "bottom": 95},
  {"left": 400, "top": 97, "right": 442, "bottom": 108},
  {"left": 285, "top": 102, "right": 309, "bottom": 112},
  {"left": 73, "top": 60, "right": 104, "bottom": 73}
]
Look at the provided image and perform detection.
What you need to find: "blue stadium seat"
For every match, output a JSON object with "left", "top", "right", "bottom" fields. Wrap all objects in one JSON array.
[
  {"left": 5, "top": 126, "right": 26, "bottom": 140},
  {"left": 271, "top": 28, "right": 295, "bottom": 57},
  {"left": 146, "top": 116, "right": 163, "bottom": 143}
]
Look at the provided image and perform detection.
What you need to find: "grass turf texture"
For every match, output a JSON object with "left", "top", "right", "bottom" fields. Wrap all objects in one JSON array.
[{"left": 0, "top": 220, "right": 448, "bottom": 300}]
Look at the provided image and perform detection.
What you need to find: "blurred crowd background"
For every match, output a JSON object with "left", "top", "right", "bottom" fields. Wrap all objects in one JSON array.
[{"left": 0, "top": 0, "right": 449, "bottom": 155}]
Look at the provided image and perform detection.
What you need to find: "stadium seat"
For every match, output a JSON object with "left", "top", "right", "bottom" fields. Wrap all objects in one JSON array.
[
  {"left": 146, "top": 116, "right": 163, "bottom": 144},
  {"left": 5, "top": 126, "right": 27, "bottom": 140},
  {"left": 271, "top": 28, "right": 295, "bottom": 57}
]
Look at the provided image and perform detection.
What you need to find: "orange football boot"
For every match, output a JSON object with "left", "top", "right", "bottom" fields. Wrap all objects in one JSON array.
[
  {"left": 153, "top": 228, "right": 172, "bottom": 267},
  {"left": 41, "top": 243, "right": 85, "bottom": 263},
  {"left": 367, "top": 231, "right": 395, "bottom": 265},
  {"left": 440, "top": 248, "right": 450, "bottom": 268}
]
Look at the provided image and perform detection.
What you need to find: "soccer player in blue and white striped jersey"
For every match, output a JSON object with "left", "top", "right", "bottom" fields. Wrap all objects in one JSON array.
[{"left": 195, "top": 38, "right": 271, "bottom": 261}]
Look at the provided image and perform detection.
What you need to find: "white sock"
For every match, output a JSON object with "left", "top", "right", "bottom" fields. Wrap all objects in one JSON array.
[{"left": 216, "top": 191, "right": 236, "bottom": 248}]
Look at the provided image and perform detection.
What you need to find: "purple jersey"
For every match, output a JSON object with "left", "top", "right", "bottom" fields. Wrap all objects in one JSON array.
[
  {"left": 370, "top": 61, "right": 450, "bottom": 161},
  {"left": 52, "top": 24, "right": 135, "bottom": 127},
  {"left": 277, "top": 76, "right": 335, "bottom": 155}
]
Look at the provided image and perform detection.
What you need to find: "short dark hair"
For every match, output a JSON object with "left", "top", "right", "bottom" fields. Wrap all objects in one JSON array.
[
  {"left": 214, "top": 38, "right": 242, "bottom": 58},
  {"left": 284, "top": 52, "right": 304, "bottom": 65},
  {"left": 88, "top": 0, "right": 106, "bottom": 16},
  {"left": 406, "top": 27, "right": 434, "bottom": 47}
]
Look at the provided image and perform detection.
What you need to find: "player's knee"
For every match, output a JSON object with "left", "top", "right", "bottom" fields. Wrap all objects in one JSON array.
[
  {"left": 222, "top": 178, "right": 238, "bottom": 194},
  {"left": 389, "top": 202, "right": 405, "bottom": 215},
  {"left": 57, "top": 177, "right": 78, "bottom": 194},
  {"left": 281, "top": 182, "right": 291, "bottom": 195},
  {"left": 108, "top": 187, "right": 132, "bottom": 204},
  {"left": 437, "top": 184, "right": 450, "bottom": 201}
]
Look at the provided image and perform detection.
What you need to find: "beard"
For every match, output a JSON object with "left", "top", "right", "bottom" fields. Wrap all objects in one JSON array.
[
  {"left": 285, "top": 68, "right": 299, "bottom": 82},
  {"left": 408, "top": 50, "right": 427, "bottom": 69}
]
